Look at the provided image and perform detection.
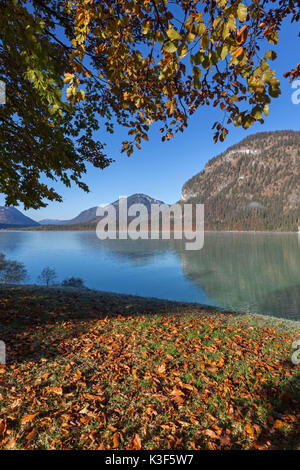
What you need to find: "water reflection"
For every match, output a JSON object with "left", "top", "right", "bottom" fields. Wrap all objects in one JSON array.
[
  {"left": 77, "top": 232, "right": 174, "bottom": 266},
  {"left": 0, "top": 230, "right": 27, "bottom": 254},
  {"left": 0, "top": 231, "right": 299, "bottom": 320},
  {"left": 173, "top": 233, "right": 300, "bottom": 319}
]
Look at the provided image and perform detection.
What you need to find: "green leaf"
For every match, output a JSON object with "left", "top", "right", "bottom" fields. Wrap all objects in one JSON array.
[
  {"left": 196, "top": 23, "right": 206, "bottom": 35},
  {"left": 163, "top": 41, "right": 178, "bottom": 53},
  {"left": 220, "top": 45, "right": 228, "bottom": 60},
  {"left": 166, "top": 28, "right": 182, "bottom": 41},
  {"left": 227, "top": 15, "right": 236, "bottom": 31},
  {"left": 213, "top": 16, "right": 222, "bottom": 29},
  {"left": 193, "top": 66, "right": 202, "bottom": 79},
  {"left": 242, "top": 116, "right": 255, "bottom": 129},
  {"left": 202, "top": 55, "right": 210, "bottom": 68},
  {"left": 268, "top": 30, "right": 279, "bottom": 45},
  {"left": 222, "top": 24, "right": 230, "bottom": 39},
  {"left": 193, "top": 51, "right": 203, "bottom": 65},
  {"left": 178, "top": 44, "right": 188, "bottom": 59},
  {"left": 233, "top": 114, "right": 243, "bottom": 127},
  {"left": 269, "top": 86, "right": 281, "bottom": 98},
  {"left": 186, "top": 32, "right": 195, "bottom": 43},
  {"left": 251, "top": 106, "right": 262, "bottom": 120},
  {"left": 201, "top": 33, "right": 209, "bottom": 49},
  {"left": 264, "top": 50, "right": 277, "bottom": 61},
  {"left": 269, "top": 77, "right": 280, "bottom": 88}
]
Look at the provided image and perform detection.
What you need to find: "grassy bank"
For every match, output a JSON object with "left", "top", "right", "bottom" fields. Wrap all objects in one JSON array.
[{"left": 0, "top": 286, "right": 299, "bottom": 450}]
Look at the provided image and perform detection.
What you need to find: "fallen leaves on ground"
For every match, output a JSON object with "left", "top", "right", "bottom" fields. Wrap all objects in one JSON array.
[{"left": 0, "top": 286, "right": 299, "bottom": 450}]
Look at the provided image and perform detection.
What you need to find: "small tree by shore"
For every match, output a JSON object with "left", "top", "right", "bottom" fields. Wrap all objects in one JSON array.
[
  {"left": 0, "top": 253, "right": 28, "bottom": 284},
  {"left": 37, "top": 267, "right": 57, "bottom": 287}
]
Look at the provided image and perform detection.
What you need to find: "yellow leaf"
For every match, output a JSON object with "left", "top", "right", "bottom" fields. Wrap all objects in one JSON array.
[
  {"left": 64, "top": 73, "right": 75, "bottom": 84},
  {"left": 237, "top": 3, "right": 248, "bottom": 22}
]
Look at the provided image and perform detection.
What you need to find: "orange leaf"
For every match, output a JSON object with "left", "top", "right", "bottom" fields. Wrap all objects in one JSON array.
[
  {"left": 274, "top": 420, "right": 285, "bottom": 430},
  {"left": 132, "top": 433, "right": 142, "bottom": 450},
  {"left": 170, "top": 387, "right": 185, "bottom": 405},
  {"left": 157, "top": 364, "right": 166, "bottom": 374},
  {"left": 204, "top": 429, "right": 218, "bottom": 439},
  {"left": 25, "top": 428, "right": 38, "bottom": 448},
  {"left": 234, "top": 47, "right": 244, "bottom": 58},
  {"left": 46, "top": 386, "right": 63, "bottom": 396},
  {"left": 112, "top": 432, "right": 122, "bottom": 449},
  {"left": 170, "top": 387, "right": 185, "bottom": 398},
  {"left": 245, "top": 423, "right": 255, "bottom": 438},
  {"left": 21, "top": 413, "right": 38, "bottom": 425},
  {"left": 236, "top": 25, "right": 249, "bottom": 45},
  {"left": 0, "top": 419, "right": 7, "bottom": 436},
  {"left": 6, "top": 438, "right": 16, "bottom": 449}
]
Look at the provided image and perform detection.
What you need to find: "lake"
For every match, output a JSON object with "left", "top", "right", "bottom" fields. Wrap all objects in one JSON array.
[{"left": 0, "top": 231, "right": 300, "bottom": 320}]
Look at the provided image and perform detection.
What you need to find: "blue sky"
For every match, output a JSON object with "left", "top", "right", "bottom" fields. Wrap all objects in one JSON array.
[{"left": 2, "top": 17, "right": 299, "bottom": 221}]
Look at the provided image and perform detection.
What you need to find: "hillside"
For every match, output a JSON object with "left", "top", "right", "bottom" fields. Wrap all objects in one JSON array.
[
  {"left": 0, "top": 206, "right": 39, "bottom": 228},
  {"left": 182, "top": 130, "right": 300, "bottom": 231}
]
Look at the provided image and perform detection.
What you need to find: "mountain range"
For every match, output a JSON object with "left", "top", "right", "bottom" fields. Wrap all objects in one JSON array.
[
  {"left": 39, "top": 206, "right": 99, "bottom": 226},
  {"left": 0, "top": 194, "right": 166, "bottom": 229},
  {"left": 38, "top": 194, "right": 165, "bottom": 227},
  {"left": 182, "top": 130, "right": 300, "bottom": 231},
  {"left": 1, "top": 130, "right": 300, "bottom": 231},
  {"left": 0, "top": 206, "right": 39, "bottom": 229}
]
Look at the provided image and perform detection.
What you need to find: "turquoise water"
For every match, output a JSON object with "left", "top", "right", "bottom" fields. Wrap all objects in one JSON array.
[{"left": 0, "top": 231, "right": 300, "bottom": 320}]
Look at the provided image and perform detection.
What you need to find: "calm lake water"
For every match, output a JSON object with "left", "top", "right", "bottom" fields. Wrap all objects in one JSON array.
[{"left": 1, "top": 231, "right": 300, "bottom": 320}]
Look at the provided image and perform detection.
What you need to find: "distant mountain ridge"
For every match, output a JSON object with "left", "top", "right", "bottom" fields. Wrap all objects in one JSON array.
[
  {"left": 102, "top": 193, "right": 166, "bottom": 219},
  {"left": 182, "top": 130, "right": 300, "bottom": 231},
  {"left": 38, "top": 194, "right": 166, "bottom": 227},
  {"left": 39, "top": 206, "right": 99, "bottom": 226},
  {"left": 0, "top": 206, "right": 39, "bottom": 228},
  {"left": 39, "top": 218, "right": 64, "bottom": 225}
]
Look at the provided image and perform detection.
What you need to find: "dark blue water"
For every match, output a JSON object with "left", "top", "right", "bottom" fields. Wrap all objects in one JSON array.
[{"left": 1, "top": 231, "right": 300, "bottom": 320}]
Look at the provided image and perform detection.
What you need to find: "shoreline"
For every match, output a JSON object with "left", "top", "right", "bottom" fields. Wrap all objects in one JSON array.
[
  {"left": 1, "top": 283, "right": 299, "bottom": 330},
  {"left": 2, "top": 229, "right": 300, "bottom": 234}
]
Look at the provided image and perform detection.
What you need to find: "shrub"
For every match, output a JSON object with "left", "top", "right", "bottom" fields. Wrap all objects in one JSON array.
[{"left": 61, "top": 277, "right": 85, "bottom": 288}]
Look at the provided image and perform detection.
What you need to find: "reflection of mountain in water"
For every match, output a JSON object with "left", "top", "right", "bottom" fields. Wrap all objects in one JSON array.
[
  {"left": 3, "top": 230, "right": 299, "bottom": 320},
  {"left": 0, "top": 231, "right": 27, "bottom": 255},
  {"left": 77, "top": 232, "right": 300, "bottom": 318},
  {"left": 173, "top": 233, "right": 300, "bottom": 320},
  {"left": 77, "top": 232, "right": 176, "bottom": 266},
  {"left": 258, "top": 285, "right": 300, "bottom": 320}
]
